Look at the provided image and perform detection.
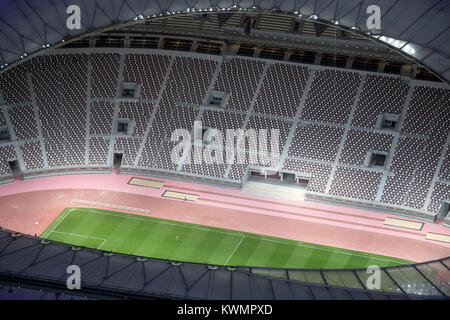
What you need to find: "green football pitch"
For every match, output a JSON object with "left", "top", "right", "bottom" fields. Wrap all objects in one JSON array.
[{"left": 40, "top": 207, "right": 413, "bottom": 269}]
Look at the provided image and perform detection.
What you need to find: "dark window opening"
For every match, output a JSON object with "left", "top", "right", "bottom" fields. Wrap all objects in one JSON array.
[
  {"left": 130, "top": 37, "right": 159, "bottom": 49},
  {"left": 338, "top": 30, "right": 351, "bottom": 40},
  {"left": 113, "top": 153, "right": 123, "bottom": 169},
  {"left": 415, "top": 68, "right": 441, "bottom": 82},
  {"left": 207, "top": 91, "right": 226, "bottom": 107},
  {"left": 117, "top": 121, "right": 129, "bottom": 134},
  {"left": 96, "top": 36, "right": 124, "bottom": 48},
  {"left": 384, "top": 62, "right": 402, "bottom": 75},
  {"left": 211, "top": 96, "right": 222, "bottom": 106},
  {"left": 250, "top": 170, "right": 265, "bottom": 177},
  {"left": 378, "top": 114, "right": 399, "bottom": 130},
  {"left": 0, "top": 127, "right": 10, "bottom": 141},
  {"left": 122, "top": 88, "right": 135, "bottom": 98},
  {"left": 282, "top": 172, "right": 296, "bottom": 182},
  {"left": 297, "top": 177, "right": 310, "bottom": 187},
  {"left": 197, "top": 42, "right": 222, "bottom": 55},
  {"left": 164, "top": 39, "right": 193, "bottom": 52},
  {"left": 321, "top": 54, "right": 348, "bottom": 68},
  {"left": 237, "top": 44, "right": 256, "bottom": 57},
  {"left": 267, "top": 172, "right": 281, "bottom": 180},
  {"left": 242, "top": 17, "right": 257, "bottom": 35},
  {"left": 291, "top": 20, "right": 304, "bottom": 33},
  {"left": 441, "top": 202, "right": 450, "bottom": 219},
  {"left": 120, "top": 83, "right": 139, "bottom": 99},
  {"left": 290, "top": 50, "right": 316, "bottom": 64},
  {"left": 370, "top": 153, "right": 387, "bottom": 168},
  {"left": 260, "top": 47, "right": 285, "bottom": 61},
  {"left": 8, "top": 160, "right": 21, "bottom": 177},
  {"left": 352, "top": 57, "right": 379, "bottom": 72},
  {"left": 383, "top": 119, "right": 397, "bottom": 129}
]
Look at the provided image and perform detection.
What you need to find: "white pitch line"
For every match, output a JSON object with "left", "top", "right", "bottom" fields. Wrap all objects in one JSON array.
[
  {"left": 51, "top": 231, "right": 106, "bottom": 250},
  {"left": 225, "top": 236, "right": 245, "bottom": 265},
  {"left": 43, "top": 208, "right": 74, "bottom": 240}
]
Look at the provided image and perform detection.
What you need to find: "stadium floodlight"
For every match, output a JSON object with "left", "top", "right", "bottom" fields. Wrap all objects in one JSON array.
[
  {"left": 332, "top": 20, "right": 339, "bottom": 25},
  {"left": 310, "top": 14, "right": 318, "bottom": 19}
]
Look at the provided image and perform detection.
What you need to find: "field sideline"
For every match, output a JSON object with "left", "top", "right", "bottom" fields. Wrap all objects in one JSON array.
[{"left": 40, "top": 207, "right": 413, "bottom": 269}]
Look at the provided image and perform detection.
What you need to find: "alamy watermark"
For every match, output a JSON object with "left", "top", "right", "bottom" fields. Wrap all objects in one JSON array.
[
  {"left": 66, "top": 264, "right": 81, "bottom": 290},
  {"left": 66, "top": 5, "right": 81, "bottom": 30},
  {"left": 170, "top": 121, "right": 281, "bottom": 168},
  {"left": 65, "top": 4, "right": 381, "bottom": 32},
  {"left": 366, "top": 265, "right": 381, "bottom": 290}
]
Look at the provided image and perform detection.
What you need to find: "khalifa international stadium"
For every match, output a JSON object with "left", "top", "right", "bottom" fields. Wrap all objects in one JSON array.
[{"left": 0, "top": 0, "right": 448, "bottom": 301}]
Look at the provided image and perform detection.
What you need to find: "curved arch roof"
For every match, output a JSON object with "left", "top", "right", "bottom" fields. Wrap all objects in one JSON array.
[{"left": 0, "top": 0, "right": 449, "bottom": 83}]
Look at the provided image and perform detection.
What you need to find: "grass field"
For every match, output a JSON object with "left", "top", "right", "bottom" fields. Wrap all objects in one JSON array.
[{"left": 40, "top": 207, "right": 413, "bottom": 269}]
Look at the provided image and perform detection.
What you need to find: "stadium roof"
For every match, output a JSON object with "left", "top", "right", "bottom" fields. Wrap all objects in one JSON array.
[
  {"left": 0, "top": 229, "right": 449, "bottom": 300},
  {"left": 0, "top": 0, "right": 449, "bottom": 83}
]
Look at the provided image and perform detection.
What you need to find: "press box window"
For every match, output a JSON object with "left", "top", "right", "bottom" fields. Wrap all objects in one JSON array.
[
  {"left": 377, "top": 114, "right": 399, "bottom": 130},
  {"left": 365, "top": 151, "right": 387, "bottom": 168},
  {"left": 120, "top": 82, "right": 141, "bottom": 99},
  {"left": 0, "top": 126, "right": 10, "bottom": 141},
  {"left": 116, "top": 119, "right": 134, "bottom": 135},
  {"left": 205, "top": 90, "right": 228, "bottom": 108}
]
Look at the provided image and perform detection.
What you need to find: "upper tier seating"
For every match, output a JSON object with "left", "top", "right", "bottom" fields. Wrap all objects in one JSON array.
[{"left": 0, "top": 51, "right": 447, "bottom": 220}]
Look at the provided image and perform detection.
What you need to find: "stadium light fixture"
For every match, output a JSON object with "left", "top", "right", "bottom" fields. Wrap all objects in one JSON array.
[
  {"left": 310, "top": 14, "right": 318, "bottom": 20},
  {"left": 402, "top": 44, "right": 416, "bottom": 55}
]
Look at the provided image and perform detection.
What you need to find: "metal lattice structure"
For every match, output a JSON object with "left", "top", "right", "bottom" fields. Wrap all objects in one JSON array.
[
  {"left": 0, "top": 0, "right": 449, "bottom": 83},
  {"left": 0, "top": 229, "right": 448, "bottom": 300}
]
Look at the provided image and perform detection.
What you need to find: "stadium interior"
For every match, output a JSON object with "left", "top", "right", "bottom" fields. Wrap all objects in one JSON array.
[{"left": 0, "top": 3, "right": 449, "bottom": 300}]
